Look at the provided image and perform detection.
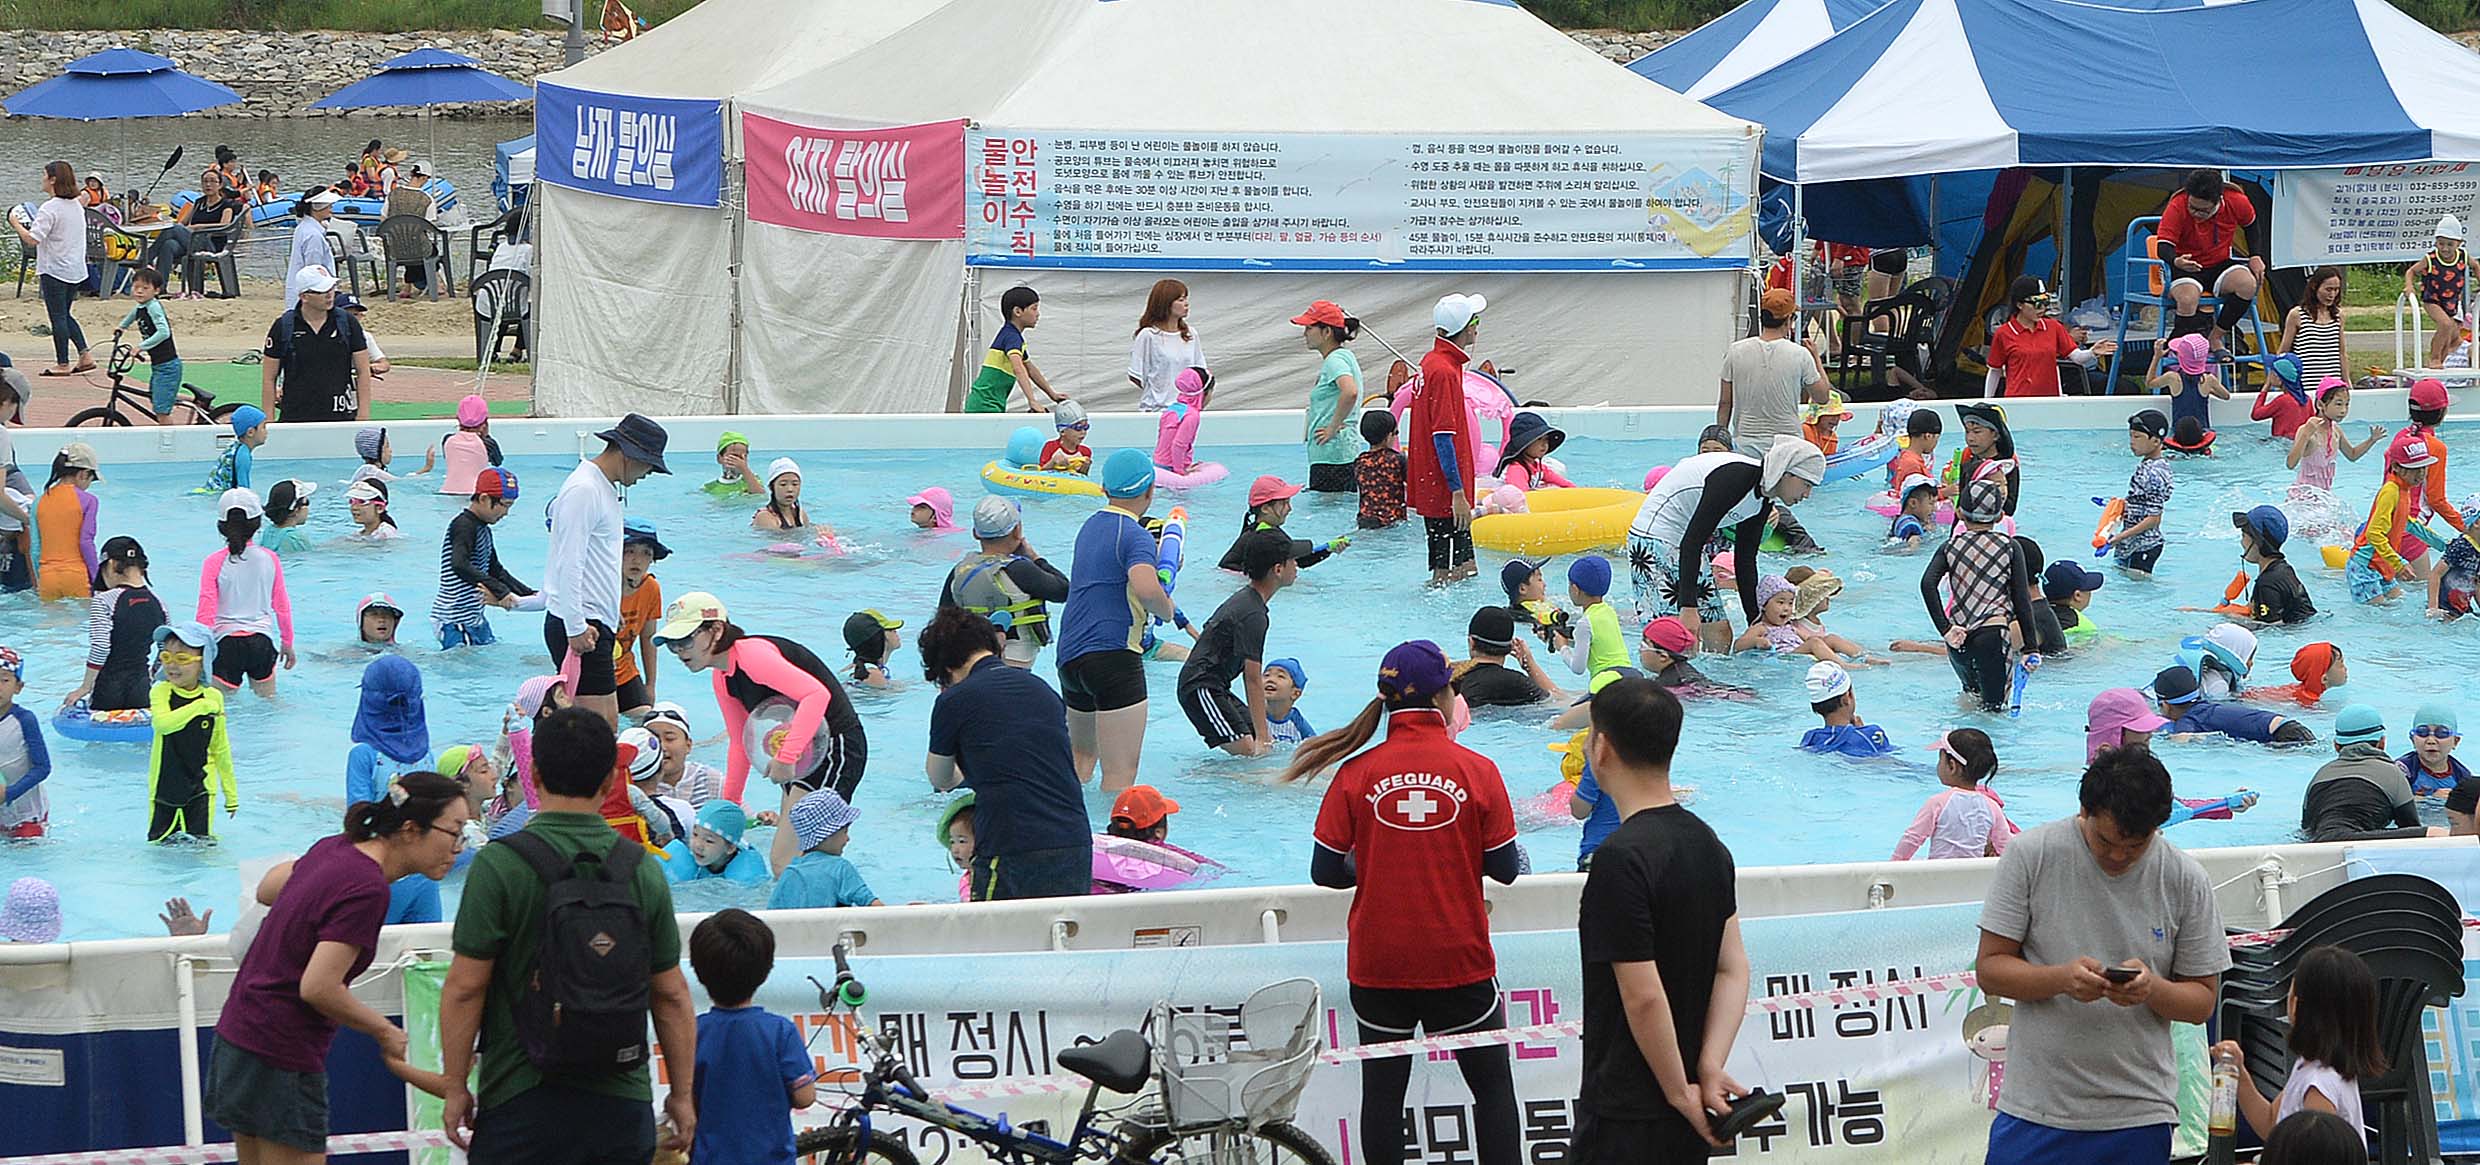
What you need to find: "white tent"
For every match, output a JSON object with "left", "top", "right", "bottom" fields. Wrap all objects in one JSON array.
[
  {"left": 541, "top": 0, "right": 1761, "bottom": 415},
  {"left": 529, "top": 0, "right": 951, "bottom": 415}
]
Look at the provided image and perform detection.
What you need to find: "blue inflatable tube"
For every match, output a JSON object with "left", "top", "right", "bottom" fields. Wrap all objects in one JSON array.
[
  {"left": 1821, "top": 433, "right": 1897, "bottom": 485},
  {"left": 52, "top": 704, "right": 152, "bottom": 744}
]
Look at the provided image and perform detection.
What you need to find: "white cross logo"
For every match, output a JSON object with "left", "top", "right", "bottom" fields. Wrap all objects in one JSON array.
[{"left": 1398, "top": 791, "right": 1438, "bottom": 824}]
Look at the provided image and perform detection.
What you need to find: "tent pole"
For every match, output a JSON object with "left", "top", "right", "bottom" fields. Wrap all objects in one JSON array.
[
  {"left": 1791, "top": 182, "right": 1807, "bottom": 342},
  {"left": 2057, "top": 168, "right": 2071, "bottom": 308},
  {"left": 723, "top": 154, "right": 746, "bottom": 416}
]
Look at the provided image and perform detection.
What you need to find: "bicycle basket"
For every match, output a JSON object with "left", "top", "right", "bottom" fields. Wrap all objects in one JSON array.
[{"left": 1150, "top": 977, "right": 1322, "bottom": 1132}]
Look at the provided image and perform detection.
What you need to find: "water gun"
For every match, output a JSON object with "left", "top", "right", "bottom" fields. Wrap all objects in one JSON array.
[
  {"left": 1324, "top": 534, "right": 1353, "bottom": 555},
  {"left": 2166, "top": 790, "right": 2258, "bottom": 827},
  {"left": 1155, "top": 506, "right": 1187, "bottom": 593},
  {"left": 2091, "top": 496, "right": 2125, "bottom": 558},
  {"left": 2211, "top": 570, "right": 2252, "bottom": 617},
  {"left": 2007, "top": 653, "right": 2042, "bottom": 718}
]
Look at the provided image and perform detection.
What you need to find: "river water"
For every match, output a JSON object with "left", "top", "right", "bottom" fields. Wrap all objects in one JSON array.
[{"left": 2, "top": 114, "right": 532, "bottom": 276}]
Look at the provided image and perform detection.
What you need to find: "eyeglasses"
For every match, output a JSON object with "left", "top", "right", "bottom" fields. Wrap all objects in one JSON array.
[
  {"left": 2412, "top": 726, "right": 2461, "bottom": 740},
  {"left": 428, "top": 823, "right": 470, "bottom": 852},
  {"left": 159, "top": 650, "right": 202, "bottom": 666}
]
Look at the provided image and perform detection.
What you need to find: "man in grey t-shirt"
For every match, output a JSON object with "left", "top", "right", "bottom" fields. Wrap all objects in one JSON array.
[
  {"left": 1975, "top": 746, "right": 2229, "bottom": 1164},
  {"left": 1716, "top": 287, "right": 1826, "bottom": 456}
]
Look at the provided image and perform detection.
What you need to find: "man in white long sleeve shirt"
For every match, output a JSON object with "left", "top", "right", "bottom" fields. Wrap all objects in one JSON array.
[
  {"left": 543, "top": 414, "right": 670, "bottom": 725},
  {"left": 284, "top": 192, "right": 341, "bottom": 310}
]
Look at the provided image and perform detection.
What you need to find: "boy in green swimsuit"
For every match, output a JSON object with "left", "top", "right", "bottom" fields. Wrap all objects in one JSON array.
[{"left": 967, "top": 286, "right": 1069, "bottom": 414}]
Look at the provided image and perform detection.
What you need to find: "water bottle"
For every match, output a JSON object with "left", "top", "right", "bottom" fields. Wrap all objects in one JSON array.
[{"left": 2209, "top": 1044, "right": 2242, "bottom": 1137}]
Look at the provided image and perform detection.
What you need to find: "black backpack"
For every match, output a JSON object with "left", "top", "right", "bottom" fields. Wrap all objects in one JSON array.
[{"left": 500, "top": 832, "right": 652, "bottom": 1077}]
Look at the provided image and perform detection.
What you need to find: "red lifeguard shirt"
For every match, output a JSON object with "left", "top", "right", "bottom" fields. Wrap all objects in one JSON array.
[
  {"left": 1408, "top": 337, "right": 1475, "bottom": 518},
  {"left": 1313, "top": 709, "right": 1516, "bottom": 989},
  {"left": 1987, "top": 317, "right": 2079, "bottom": 398},
  {"left": 2157, "top": 187, "right": 2256, "bottom": 269}
]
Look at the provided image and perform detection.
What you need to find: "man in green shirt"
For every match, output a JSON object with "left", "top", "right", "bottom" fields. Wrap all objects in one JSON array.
[{"left": 441, "top": 706, "right": 698, "bottom": 1163}]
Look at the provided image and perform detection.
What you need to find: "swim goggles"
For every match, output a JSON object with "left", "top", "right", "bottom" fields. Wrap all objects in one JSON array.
[
  {"left": 158, "top": 650, "right": 202, "bottom": 666},
  {"left": 2411, "top": 726, "right": 2461, "bottom": 740},
  {"left": 1061, "top": 422, "right": 1091, "bottom": 432}
]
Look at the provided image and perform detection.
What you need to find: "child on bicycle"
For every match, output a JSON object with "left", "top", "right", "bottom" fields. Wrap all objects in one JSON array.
[
  {"left": 114, "top": 267, "right": 182, "bottom": 427},
  {"left": 689, "top": 907, "right": 818, "bottom": 1165},
  {"left": 201, "top": 405, "right": 266, "bottom": 494}
]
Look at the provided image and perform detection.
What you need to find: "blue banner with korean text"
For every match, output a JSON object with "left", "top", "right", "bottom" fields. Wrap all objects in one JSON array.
[{"left": 534, "top": 82, "right": 723, "bottom": 208}]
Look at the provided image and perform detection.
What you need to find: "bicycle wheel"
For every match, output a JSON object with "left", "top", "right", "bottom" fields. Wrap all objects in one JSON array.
[
  {"left": 201, "top": 402, "right": 242, "bottom": 425},
  {"left": 65, "top": 406, "right": 127, "bottom": 428},
  {"left": 793, "top": 1124, "right": 922, "bottom": 1165},
  {"left": 1113, "top": 1121, "right": 1338, "bottom": 1165}
]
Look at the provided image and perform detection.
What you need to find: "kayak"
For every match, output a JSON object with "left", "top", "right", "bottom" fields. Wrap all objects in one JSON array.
[{"left": 167, "top": 177, "right": 460, "bottom": 227}]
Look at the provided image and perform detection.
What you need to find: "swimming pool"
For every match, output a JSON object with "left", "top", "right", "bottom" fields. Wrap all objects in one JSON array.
[{"left": 7, "top": 408, "right": 2471, "bottom": 940}]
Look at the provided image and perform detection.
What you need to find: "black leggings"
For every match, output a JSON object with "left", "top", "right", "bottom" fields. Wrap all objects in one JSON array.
[
  {"left": 1424, "top": 516, "right": 1475, "bottom": 572},
  {"left": 1351, "top": 980, "right": 1519, "bottom": 1165},
  {"left": 1307, "top": 462, "right": 1357, "bottom": 493},
  {"left": 1947, "top": 625, "right": 2012, "bottom": 711}
]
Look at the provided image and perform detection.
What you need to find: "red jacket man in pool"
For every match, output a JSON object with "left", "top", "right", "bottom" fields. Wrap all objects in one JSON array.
[{"left": 1411, "top": 293, "right": 1483, "bottom": 585}]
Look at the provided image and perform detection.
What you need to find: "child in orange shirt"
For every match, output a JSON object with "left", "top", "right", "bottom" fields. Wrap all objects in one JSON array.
[{"left": 616, "top": 519, "right": 668, "bottom": 717}]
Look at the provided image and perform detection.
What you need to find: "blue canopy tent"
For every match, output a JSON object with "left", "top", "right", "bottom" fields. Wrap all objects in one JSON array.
[
  {"left": 493, "top": 134, "right": 536, "bottom": 213},
  {"left": 1627, "top": 0, "right": 1888, "bottom": 102},
  {"left": 4, "top": 48, "right": 241, "bottom": 198},
  {"left": 1697, "top": 0, "right": 2480, "bottom": 388}
]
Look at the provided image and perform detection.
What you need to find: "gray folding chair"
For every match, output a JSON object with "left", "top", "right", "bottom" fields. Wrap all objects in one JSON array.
[{"left": 376, "top": 213, "right": 453, "bottom": 301}]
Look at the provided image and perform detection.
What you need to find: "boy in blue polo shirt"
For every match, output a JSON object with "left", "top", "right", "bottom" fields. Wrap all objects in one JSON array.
[
  {"left": 690, "top": 908, "right": 817, "bottom": 1165},
  {"left": 2151, "top": 666, "right": 2315, "bottom": 747}
]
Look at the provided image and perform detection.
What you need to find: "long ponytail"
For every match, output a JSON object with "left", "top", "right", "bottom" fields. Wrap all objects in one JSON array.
[
  {"left": 1281, "top": 697, "right": 1389, "bottom": 783},
  {"left": 343, "top": 770, "right": 464, "bottom": 841},
  {"left": 218, "top": 511, "right": 260, "bottom": 559}
]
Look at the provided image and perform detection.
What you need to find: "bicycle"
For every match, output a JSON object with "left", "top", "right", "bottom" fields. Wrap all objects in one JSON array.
[
  {"left": 794, "top": 944, "right": 1336, "bottom": 1165},
  {"left": 65, "top": 343, "right": 242, "bottom": 428}
]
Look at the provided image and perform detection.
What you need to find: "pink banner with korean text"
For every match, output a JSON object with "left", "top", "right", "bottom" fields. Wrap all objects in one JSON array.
[{"left": 742, "top": 111, "right": 966, "bottom": 240}]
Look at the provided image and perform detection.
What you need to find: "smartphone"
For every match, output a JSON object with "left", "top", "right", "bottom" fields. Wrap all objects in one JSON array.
[{"left": 2101, "top": 965, "right": 2140, "bottom": 984}]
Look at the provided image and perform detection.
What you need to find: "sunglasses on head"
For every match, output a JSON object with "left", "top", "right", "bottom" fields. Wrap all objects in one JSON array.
[{"left": 2412, "top": 726, "right": 2460, "bottom": 740}]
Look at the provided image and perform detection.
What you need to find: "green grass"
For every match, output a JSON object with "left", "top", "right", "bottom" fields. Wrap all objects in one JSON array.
[
  {"left": 368, "top": 397, "right": 529, "bottom": 421},
  {"left": 389, "top": 356, "right": 529, "bottom": 375}
]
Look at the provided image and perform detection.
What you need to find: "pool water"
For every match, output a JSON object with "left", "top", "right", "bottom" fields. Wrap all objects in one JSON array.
[{"left": 8, "top": 421, "right": 2472, "bottom": 940}]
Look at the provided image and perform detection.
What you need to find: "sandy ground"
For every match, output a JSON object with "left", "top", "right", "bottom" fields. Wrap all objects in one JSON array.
[{"left": 5, "top": 274, "right": 533, "bottom": 424}]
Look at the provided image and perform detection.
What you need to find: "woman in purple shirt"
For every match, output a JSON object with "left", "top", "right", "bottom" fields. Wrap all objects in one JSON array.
[{"left": 204, "top": 771, "right": 468, "bottom": 1163}]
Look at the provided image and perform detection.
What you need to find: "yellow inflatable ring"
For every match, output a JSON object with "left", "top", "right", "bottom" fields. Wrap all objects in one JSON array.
[
  {"left": 981, "top": 460, "right": 1104, "bottom": 500},
  {"left": 1472, "top": 487, "right": 1644, "bottom": 556}
]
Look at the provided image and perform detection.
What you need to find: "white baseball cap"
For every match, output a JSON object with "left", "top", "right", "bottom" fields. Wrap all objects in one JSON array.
[
  {"left": 2438, "top": 214, "right": 2466, "bottom": 242},
  {"left": 1804, "top": 660, "right": 1853, "bottom": 704},
  {"left": 218, "top": 487, "right": 264, "bottom": 520},
  {"left": 1433, "top": 293, "right": 1487, "bottom": 335},
  {"left": 295, "top": 265, "right": 338, "bottom": 294}
]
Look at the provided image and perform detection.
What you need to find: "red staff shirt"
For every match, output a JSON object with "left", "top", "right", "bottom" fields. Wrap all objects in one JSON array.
[
  {"left": 1408, "top": 337, "right": 1475, "bottom": 518},
  {"left": 1313, "top": 709, "right": 1516, "bottom": 989},
  {"left": 1988, "top": 316, "right": 2078, "bottom": 398},
  {"left": 2157, "top": 187, "right": 2256, "bottom": 269}
]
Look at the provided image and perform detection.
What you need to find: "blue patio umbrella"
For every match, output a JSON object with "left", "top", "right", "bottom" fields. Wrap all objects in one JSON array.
[
  {"left": 2, "top": 47, "right": 241, "bottom": 120},
  {"left": 311, "top": 48, "right": 534, "bottom": 175},
  {"left": 310, "top": 48, "right": 533, "bottom": 110}
]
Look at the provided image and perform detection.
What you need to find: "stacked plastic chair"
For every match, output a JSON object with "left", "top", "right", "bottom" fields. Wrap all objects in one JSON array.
[{"left": 2218, "top": 873, "right": 2465, "bottom": 1164}]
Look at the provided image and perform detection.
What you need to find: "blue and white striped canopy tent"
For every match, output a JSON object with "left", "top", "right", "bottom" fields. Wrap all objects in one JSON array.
[
  {"left": 1627, "top": 0, "right": 1888, "bottom": 101},
  {"left": 1707, "top": 0, "right": 2480, "bottom": 184}
]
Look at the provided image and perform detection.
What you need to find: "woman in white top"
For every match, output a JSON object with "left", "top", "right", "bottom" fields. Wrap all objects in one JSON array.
[
  {"left": 2214, "top": 945, "right": 2381, "bottom": 1147},
  {"left": 11, "top": 162, "right": 93, "bottom": 375},
  {"left": 285, "top": 191, "right": 340, "bottom": 308},
  {"left": 1127, "top": 278, "right": 1203, "bottom": 410}
]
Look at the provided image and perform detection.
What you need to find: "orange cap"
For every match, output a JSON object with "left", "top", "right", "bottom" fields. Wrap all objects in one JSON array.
[
  {"left": 2290, "top": 642, "right": 2338, "bottom": 695},
  {"left": 1760, "top": 288, "right": 1797, "bottom": 318},
  {"left": 1109, "top": 785, "right": 1181, "bottom": 829}
]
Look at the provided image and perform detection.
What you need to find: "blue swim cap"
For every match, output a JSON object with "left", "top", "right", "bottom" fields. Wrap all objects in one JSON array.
[
  {"left": 1004, "top": 425, "right": 1046, "bottom": 468},
  {"left": 2334, "top": 704, "right": 2386, "bottom": 745},
  {"left": 1568, "top": 555, "right": 1612, "bottom": 598},
  {"left": 1101, "top": 449, "right": 1156, "bottom": 499},
  {"left": 1267, "top": 658, "right": 1307, "bottom": 690},
  {"left": 230, "top": 404, "right": 265, "bottom": 437}
]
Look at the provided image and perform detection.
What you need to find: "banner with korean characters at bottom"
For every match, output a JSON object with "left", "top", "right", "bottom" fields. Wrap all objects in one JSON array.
[
  {"left": 534, "top": 81, "right": 725, "bottom": 208},
  {"left": 742, "top": 112, "right": 967, "bottom": 240},
  {"left": 964, "top": 129, "right": 1756, "bottom": 272},
  {"left": 397, "top": 902, "right": 2082, "bottom": 1163},
  {"left": 2273, "top": 163, "right": 2480, "bottom": 267}
]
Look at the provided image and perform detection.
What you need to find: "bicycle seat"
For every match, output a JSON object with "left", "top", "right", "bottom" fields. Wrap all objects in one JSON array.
[
  {"left": 185, "top": 385, "right": 216, "bottom": 405},
  {"left": 1057, "top": 1029, "right": 1151, "bottom": 1094}
]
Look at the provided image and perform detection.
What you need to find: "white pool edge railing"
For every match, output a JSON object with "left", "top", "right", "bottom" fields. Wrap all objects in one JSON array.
[{"left": 6, "top": 387, "right": 2460, "bottom": 469}]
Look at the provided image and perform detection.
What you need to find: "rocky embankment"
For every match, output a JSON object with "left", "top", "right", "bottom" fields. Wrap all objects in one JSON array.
[{"left": 0, "top": 27, "right": 605, "bottom": 117}]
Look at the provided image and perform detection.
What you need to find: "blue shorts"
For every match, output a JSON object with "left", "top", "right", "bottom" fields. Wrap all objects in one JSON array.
[
  {"left": 148, "top": 357, "right": 184, "bottom": 415},
  {"left": 2344, "top": 547, "right": 2397, "bottom": 604},
  {"left": 1987, "top": 1113, "right": 2171, "bottom": 1165},
  {"left": 436, "top": 619, "right": 497, "bottom": 650}
]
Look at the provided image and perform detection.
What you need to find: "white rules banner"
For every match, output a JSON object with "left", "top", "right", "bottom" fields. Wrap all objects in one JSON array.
[
  {"left": 964, "top": 129, "right": 1757, "bottom": 273},
  {"left": 2274, "top": 163, "right": 2480, "bottom": 267}
]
